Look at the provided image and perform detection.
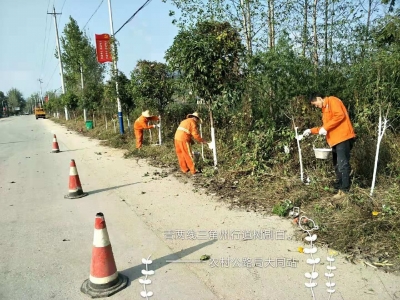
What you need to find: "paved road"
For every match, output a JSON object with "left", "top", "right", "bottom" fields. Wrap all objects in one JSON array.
[
  {"left": 0, "top": 116, "right": 218, "bottom": 300},
  {"left": 1, "top": 116, "right": 399, "bottom": 300}
]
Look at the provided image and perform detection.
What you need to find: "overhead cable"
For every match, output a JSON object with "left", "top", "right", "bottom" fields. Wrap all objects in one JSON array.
[
  {"left": 114, "top": 0, "right": 153, "bottom": 36},
  {"left": 83, "top": 0, "right": 105, "bottom": 30}
]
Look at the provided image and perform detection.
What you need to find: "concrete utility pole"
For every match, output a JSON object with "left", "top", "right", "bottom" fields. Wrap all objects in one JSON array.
[
  {"left": 37, "top": 79, "right": 43, "bottom": 106},
  {"left": 107, "top": 0, "right": 124, "bottom": 134},
  {"left": 48, "top": 6, "right": 69, "bottom": 120}
]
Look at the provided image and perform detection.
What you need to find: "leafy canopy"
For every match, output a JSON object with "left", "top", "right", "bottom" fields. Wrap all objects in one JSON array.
[{"left": 165, "top": 20, "right": 244, "bottom": 104}]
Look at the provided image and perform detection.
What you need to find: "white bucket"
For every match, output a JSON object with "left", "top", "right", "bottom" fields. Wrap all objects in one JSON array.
[{"left": 313, "top": 148, "right": 332, "bottom": 159}]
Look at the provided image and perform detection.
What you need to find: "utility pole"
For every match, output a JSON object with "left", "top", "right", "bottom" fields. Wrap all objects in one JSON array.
[
  {"left": 80, "top": 65, "right": 87, "bottom": 122},
  {"left": 38, "top": 78, "right": 43, "bottom": 106},
  {"left": 48, "top": 6, "right": 69, "bottom": 120},
  {"left": 107, "top": 0, "right": 124, "bottom": 134}
]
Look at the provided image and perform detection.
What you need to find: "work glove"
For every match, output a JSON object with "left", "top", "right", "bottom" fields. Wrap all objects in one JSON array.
[
  {"left": 303, "top": 129, "right": 311, "bottom": 137},
  {"left": 155, "top": 124, "right": 160, "bottom": 128},
  {"left": 318, "top": 127, "right": 327, "bottom": 136},
  {"left": 152, "top": 125, "right": 157, "bottom": 128}
]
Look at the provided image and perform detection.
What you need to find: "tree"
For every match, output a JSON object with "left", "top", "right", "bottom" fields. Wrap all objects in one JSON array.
[
  {"left": 59, "top": 17, "right": 105, "bottom": 116},
  {"left": 61, "top": 91, "right": 79, "bottom": 114},
  {"left": 6, "top": 88, "right": 25, "bottom": 114},
  {"left": 130, "top": 60, "right": 174, "bottom": 114},
  {"left": 165, "top": 21, "right": 244, "bottom": 116},
  {"left": 0, "top": 91, "right": 7, "bottom": 116},
  {"left": 41, "top": 90, "right": 63, "bottom": 115},
  {"left": 165, "top": 0, "right": 268, "bottom": 54},
  {"left": 104, "top": 71, "right": 133, "bottom": 117}
]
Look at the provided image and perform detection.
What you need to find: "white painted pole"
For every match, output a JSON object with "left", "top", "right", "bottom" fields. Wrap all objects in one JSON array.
[
  {"left": 200, "top": 123, "right": 205, "bottom": 160},
  {"left": 148, "top": 122, "right": 152, "bottom": 142},
  {"left": 80, "top": 65, "right": 87, "bottom": 122},
  {"left": 370, "top": 109, "right": 388, "bottom": 197},
  {"left": 158, "top": 116, "right": 162, "bottom": 145},
  {"left": 126, "top": 117, "right": 131, "bottom": 131},
  {"left": 211, "top": 127, "right": 217, "bottom": 168},
  {"left": 295, "top": 127, "right": 304, "bottom": 182}
]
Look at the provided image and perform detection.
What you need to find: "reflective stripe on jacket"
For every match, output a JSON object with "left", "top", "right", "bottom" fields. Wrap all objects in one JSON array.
[
  {"left": 174, "top": 118, "right": 205, "bottom": 143},
  {"left": 311, "top": 96, "right": 356, "bottom": 147}
]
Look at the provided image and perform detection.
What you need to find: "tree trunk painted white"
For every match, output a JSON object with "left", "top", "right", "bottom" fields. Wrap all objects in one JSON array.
[
  {"left": 127, "top": 117, "right": 131, "bottom": 132},
  {"left": 208, "top": 103, "right": 218, "bottom": 168},
  {"left": 295, "top": 127, "right": 304, "bottom": 182},
  {"left": 158, "top": 116, "right": 162, "bottom": 145},
  {"left": 211, "top": 127, "right": 217, "bottom": 168},
  {"left": 200, "top": 123, "right": 205, "bottom": 160},
  {"left": 370, "top": 108, "right": 389, "bottom": 197}
]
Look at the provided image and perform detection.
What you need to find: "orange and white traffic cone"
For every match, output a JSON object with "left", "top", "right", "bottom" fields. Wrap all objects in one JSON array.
[
  {"left": 81, "top": 212, "right": 128, "bottom": 298},
  {"left": 52, "top": 134, "right": 60, "bottom": 153},
  {"left": 64, "top": 159, "right": 88, "bottom": 199}
]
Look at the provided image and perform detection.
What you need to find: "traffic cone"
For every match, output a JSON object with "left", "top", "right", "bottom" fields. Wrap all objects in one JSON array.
[
  {"left": 81, "top": 212, "right": 128, "bottom": 298},
  {"left": 52, "top": 134, "right": 60, "bottom": 153},
  {"left": 64, "top": 159, "right": 88, "bottom": 199}
]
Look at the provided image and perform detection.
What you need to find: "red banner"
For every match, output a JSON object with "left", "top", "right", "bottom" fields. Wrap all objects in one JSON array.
[{"left": 95, "top": 34, "right": 112, "bottom": 63}]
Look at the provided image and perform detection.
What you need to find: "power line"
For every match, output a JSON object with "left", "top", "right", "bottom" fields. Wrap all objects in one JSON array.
[
  {"left": 57, "top": 0, "right": 68, "bottom": 26},
  {"left": 60, "top": 0, "right": 67, "bottom": 12},
  {"left": 40, "top": 0, "right": 52, "bottom": 77},
  {"left": 114, "top": 0, "right": 153, "bottom": 36},
  {"left": 83, "top": 0, "right": 105, "bottom": 30},
  {"left": 44, "top": 63, "right": 59, "bottom": 92}
]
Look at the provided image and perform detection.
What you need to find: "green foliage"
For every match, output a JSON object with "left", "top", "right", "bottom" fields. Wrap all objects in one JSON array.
[
  {"left": 165, "top": 20, "right": 245, "bottom": 105},
  {"left": 130, "top": 60, "right": 174, "bottom": 114},
  {"left": 61, "top": 91, "right": 79, "bottom": 111},
  {"left": 6, "top": 88, "right": 25, "bottom": 114},
  {"left": 42, "top": 91, "right": 63, "bottom": 113},
  {"left": 248, "top": 37, "right": 316, "bottom": 123},
  {"left": 104, "top": 71, "right": 133, "bottom": 117},
  {"left": 59, "top": 17, "right": 105, "bottom": 114},
  {"left": 272, "top": 199, "right": 293, "bottom": 217}
]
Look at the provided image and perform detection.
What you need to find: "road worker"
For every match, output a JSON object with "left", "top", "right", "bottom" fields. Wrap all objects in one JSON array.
[
  {"left": 174, "top": 112, "right": 209, "bottom": 175},
  {"left": 303, "top": 93, "right": 356, "bottom": 200},
  {"left": 134, "top": 110, "right": 160, "bottom": 149}
]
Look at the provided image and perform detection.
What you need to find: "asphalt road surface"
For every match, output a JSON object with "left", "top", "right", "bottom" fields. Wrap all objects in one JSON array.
[{"left": 0, "top": 115, "right": 399, "bottom": 300}]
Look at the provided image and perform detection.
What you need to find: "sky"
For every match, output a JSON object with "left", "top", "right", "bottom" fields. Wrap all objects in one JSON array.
[{"left": 0, "top": 0, "right": 180, "bottom": 99}]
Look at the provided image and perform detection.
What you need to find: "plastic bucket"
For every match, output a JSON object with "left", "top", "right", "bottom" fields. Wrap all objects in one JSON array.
[
  {"left": 85, "top": 120, "right": 93, "bottom": 130},
  {"left": 313, "top": 148, "right": 332, "bottom": 159},
  {"left": 312, "top": 136, "right": 332, "bottom": 159}
]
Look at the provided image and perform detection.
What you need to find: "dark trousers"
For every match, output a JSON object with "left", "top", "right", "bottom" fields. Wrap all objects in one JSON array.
[{"left": 332, "top": 138, "right": 354, "bottom": 192}]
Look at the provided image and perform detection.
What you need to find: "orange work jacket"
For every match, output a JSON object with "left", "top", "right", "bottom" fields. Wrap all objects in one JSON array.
[
  {"left": 174, "top": 118, "right": 205, "bottom": 143},
  {"left": 134, "top": 115, "right": 159, "bottom": 130},
  {"left": 311, "top": 96, "right": 356, "bottom": 147}
]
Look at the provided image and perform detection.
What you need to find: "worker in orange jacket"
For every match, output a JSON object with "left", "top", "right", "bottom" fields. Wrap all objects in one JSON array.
[
  {"left": 174, "top": 112, "right": 209, "bottom": 175},
  {"left": 303, "top": 94, "right": 356, "bottom": 200},
  {"left": 134, "top": 110, "right": 160, "bottom": 149}
]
